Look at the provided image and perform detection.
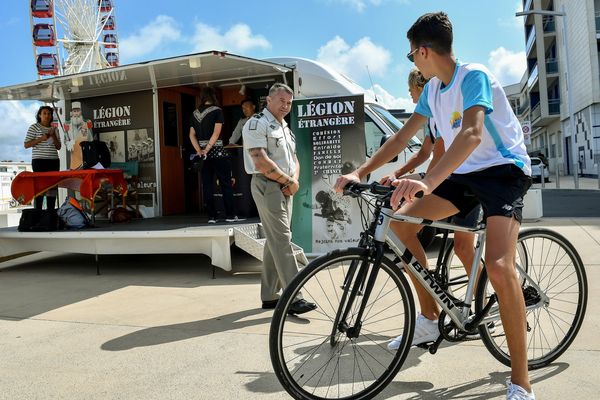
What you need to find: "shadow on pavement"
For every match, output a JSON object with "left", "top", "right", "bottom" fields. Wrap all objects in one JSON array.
[{"left": 101, "top": 307, "right": 271, "bottom": 351}]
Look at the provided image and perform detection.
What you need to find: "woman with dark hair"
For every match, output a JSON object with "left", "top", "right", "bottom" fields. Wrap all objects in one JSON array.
[
  {"left": 189, "top": 87, "right": 240, "bottom": 223},
  {"left": 24, "top": 105, "right": 62, "bottom": 209}
]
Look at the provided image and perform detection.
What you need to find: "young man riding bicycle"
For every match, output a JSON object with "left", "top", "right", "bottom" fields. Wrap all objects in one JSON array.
[{"left": 334, "top": 12, "right": 534, "bottom": 400}]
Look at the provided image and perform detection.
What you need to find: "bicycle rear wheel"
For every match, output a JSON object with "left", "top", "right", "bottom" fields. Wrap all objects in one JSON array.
[
  {"left": 475, "top": 228, "right": 588, "bottom": 369},
  {"left": 269, "top": 248, "right": 416, "bottom": 400}
]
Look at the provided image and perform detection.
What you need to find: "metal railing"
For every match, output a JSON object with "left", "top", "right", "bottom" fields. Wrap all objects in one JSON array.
[
  {"left": 530, "top": 101, "right": 541, "bottom": 121},
  {"left": 526, "top": 28, "right": 536, "bottom": 54},
  {"left": 527, "top": 63, "right": 539, "bottom": 88},
  {"left": 546, "top": 58, "right": 558, "bottom": 74},
  {"left": 548, "top": 98, "right": 560, "bottom": 114},
  {"left": 543, "top": 16, "right": 556, "bottom": 32},
  {"left": 517, "top": 98, "right": 530, "bottom": 116}
]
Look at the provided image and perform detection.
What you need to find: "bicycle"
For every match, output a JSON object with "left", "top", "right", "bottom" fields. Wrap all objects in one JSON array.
[{"left": 269, "top": 182, "right": 587, "bottom": 400}]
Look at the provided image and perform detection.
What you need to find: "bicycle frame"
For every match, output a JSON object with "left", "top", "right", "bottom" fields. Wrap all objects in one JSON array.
[{"left": 380, "top": 204, "right": 487, "bottom": 330}]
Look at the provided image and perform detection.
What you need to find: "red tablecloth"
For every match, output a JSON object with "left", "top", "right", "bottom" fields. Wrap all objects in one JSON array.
[{"left": 11, "top": 169, "right": 127, "bottom": 208}]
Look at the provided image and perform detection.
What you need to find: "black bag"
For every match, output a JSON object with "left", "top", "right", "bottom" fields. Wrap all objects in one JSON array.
[
  {"left": 81, "top": 140, "right": 112, "bottom": 169},
  {"left": 205, "top": 145, "right": 230, "bottom": 160},
  {"left": 18, "top": 208, "right": 62, "bottom": 232}
]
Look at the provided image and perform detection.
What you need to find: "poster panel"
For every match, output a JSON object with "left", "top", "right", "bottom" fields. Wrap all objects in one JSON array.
[{"left": 291, "top": 95, "right": 366, "bottom": 254}]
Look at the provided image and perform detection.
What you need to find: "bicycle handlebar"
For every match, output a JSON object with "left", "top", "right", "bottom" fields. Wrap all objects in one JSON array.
[{"left": 343, "top": 181, "right": 424, "bottom": 200}]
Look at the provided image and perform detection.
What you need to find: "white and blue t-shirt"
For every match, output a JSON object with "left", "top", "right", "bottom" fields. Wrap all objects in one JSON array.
[{"left": 415, "top": 62, "right": 531, "bottom": 176}]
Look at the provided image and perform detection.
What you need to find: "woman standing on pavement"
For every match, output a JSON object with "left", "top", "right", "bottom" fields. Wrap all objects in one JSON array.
[{"left": 24, "top": 105, "right": 62, "bottom": 210}]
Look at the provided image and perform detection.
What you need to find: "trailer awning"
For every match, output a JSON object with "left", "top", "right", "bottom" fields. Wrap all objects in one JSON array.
[{"left": 0, "top": 51, "right": 292, "bottom": 102}]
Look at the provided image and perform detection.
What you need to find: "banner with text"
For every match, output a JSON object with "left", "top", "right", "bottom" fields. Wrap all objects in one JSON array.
[{"left": 291, "top": 94, "right": 366, "bottom": 254}]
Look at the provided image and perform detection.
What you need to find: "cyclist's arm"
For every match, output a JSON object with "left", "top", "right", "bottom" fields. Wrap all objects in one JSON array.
[
  {"left": 426, "top": 137, "right": 445, "bottom": 174},
  {"left": 335, "top": 113, "right": 426, "bottom": 191},
  {"left": 394, "top": 134, "right": 434, "bottom": 178}
]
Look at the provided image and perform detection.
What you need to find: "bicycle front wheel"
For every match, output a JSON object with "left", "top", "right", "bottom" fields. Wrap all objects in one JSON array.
[
  {"left": 475, "top": 228, "right": 588, "bottom": 369},
  {"left": 269, "top": 248, "right": 416, "bottom": 400}
]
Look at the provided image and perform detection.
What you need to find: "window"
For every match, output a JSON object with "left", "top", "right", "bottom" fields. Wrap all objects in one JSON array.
[{"left": 364, "top": 114, "right": 385, "bottom": 157}]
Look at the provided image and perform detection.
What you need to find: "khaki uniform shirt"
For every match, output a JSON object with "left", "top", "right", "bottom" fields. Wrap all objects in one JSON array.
[{"left": 242, "top": 108, "right": 296, "bottom": 176}]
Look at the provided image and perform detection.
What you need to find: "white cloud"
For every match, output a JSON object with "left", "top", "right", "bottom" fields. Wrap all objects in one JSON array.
[
  {"left": 366, "top": 84, "right": 415, "bottom": 111},
  {"left": 317, "top": 36, "right": 391, "bottom": 81},
  {"left": 325, "top": 0, "right": 406, "bottom": 12},
  {"left": 119, "top": 15, "right": 182, "bottom": 62},
  {"left": 0, "top": 101, "right": 42, "bottom": 162},
  {"left": 192, "top": 23, "right": 270, "bottom": 53},
  {"left": 488, "top": 47, "right": 526, "bottom": 86}
]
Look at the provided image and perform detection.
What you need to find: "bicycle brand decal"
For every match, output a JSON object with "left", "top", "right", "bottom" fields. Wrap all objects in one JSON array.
[{"left": 412, "top": 261, "right": 455, "bottom": 310}]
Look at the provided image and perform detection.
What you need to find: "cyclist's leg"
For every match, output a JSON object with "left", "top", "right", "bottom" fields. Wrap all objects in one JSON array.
[
  {"left": 452, "top": 205, "right": 483, "bottom": 282},
  {"left": 391, "top": 194, "right": 458, "bottom": 321},
  {"left": 484, "top": 216, "right": 530, "bottom": 392}
]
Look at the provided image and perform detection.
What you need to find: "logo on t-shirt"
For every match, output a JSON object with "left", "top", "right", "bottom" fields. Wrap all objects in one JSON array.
[{"left": 450, "top": 111, "right": 462, "bottom": 129}]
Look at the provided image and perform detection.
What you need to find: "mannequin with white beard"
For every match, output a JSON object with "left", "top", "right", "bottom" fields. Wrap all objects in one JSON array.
[{"left": 66, "top": 102, "right": 93, "bottom": 169}]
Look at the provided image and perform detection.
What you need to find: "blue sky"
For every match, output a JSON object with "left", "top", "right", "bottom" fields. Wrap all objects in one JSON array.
[{"left": 0, "top": 0, "right": 527, "bottom": 162}]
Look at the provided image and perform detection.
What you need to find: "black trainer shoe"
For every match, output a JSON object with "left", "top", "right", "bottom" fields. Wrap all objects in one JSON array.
[{"left": 288, "top": 299, "right": 317, "bottom": 315}]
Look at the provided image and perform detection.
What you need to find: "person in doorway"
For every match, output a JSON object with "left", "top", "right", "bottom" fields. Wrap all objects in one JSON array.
[
  {"left": 229, "top": 98, "right": 256, "bottom": 145},
  {"left": 334, "top": 12, "right": 533, "bottom": 399},
  {"left": 242, "top": 83, "right": 316, "bottom": 315},
  {"left": 381, "top": 67, "right": 483, "bottom": 350},
  {"left": 24, "top": 105, "right": 62, "bottom": 210},
  {"left": 189, "top": 86, "right": 241, "bottom": 223}
]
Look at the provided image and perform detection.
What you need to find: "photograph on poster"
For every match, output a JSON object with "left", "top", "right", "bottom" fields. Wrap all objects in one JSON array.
[
  {"left": 127, "top": 129, "right": 154, "bottom": 161},
  {"left": 99, "top": 131, "right": 126, "bottom": 163}
]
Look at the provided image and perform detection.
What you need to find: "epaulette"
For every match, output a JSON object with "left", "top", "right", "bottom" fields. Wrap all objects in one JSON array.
[{"left": 251, "top": 112, "right": 264, "bottom": 119}]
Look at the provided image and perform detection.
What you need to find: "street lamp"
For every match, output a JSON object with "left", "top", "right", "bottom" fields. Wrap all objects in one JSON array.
[{"left": 516, "top": 5, "right": 579, "bottom": 188}]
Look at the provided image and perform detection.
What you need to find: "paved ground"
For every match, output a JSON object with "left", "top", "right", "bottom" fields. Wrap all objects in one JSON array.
[{"left": 0, "top": 218, "right": 599, "bottom": 399}]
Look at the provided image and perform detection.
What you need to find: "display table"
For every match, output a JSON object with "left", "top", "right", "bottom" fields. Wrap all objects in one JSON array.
[{"left": 11, "top": 169, "right": 128, "bottom": 211}]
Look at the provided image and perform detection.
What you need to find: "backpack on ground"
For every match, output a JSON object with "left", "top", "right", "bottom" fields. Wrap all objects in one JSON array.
[
  {"left": 18, "top": 208, "right": 62, "bottom": 232},
  {"left": 57, "top": 197, "right": 91, "bottom": 229}
]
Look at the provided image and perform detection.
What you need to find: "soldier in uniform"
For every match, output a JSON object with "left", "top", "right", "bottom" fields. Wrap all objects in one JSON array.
[{"left": 242, "top": 83, "right": 317, "bottom": 315}]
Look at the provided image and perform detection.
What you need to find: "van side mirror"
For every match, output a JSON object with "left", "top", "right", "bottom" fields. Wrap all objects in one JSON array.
[{"left": 380, "top": 134, "right": 398, "bottom": 163}]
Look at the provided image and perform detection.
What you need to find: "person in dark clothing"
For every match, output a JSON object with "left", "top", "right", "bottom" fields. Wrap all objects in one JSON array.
[
  {"left": 24, "top": 105, "right": 62, "bottom": 209},
  {"left": 189, "top": 87, "right": 240, "bottom": 223}
]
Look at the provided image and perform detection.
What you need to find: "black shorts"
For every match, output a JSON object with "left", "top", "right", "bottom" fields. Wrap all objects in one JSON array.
[
  {"left": 451, "top": 204, "right": 483, "bottom": 227},
  {"left": 433, "top": 164, "right": 532, "bottom": 223}
]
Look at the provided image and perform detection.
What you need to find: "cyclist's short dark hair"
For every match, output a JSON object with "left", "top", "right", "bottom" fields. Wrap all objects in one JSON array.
[{"left": 407, "top": 12, "right": 453, "bottom": 55}]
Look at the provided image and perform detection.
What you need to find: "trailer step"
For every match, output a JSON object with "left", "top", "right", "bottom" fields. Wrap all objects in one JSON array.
[{"left": 233, "top": 223, "right": 308, "bottom": 266}]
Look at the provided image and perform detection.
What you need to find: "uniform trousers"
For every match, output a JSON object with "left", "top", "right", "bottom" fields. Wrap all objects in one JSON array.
[{"left": 251, "top": 174, "right": 301, "bottom": 302}]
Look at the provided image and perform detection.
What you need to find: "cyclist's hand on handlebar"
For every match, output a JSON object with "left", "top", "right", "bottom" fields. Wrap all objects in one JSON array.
[
  {"left": 379, "top": 173, "right": 397, "bottom": 186},
  {"left": 334, "top": 172, "right": 360, "bottom": 193},
  {"left": 390, "top": 178, "right": 429, "bottom": 210}
]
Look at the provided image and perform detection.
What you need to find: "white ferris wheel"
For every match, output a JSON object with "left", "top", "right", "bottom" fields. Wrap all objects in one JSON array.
[{"left": 30, "top": 0, "right": 119, "bottom": 79}]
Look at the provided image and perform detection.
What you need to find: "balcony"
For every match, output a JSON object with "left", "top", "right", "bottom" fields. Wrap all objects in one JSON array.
[
  {"left": 526, "top": 28, "right": 536, "bottom": 54},
  {"left": 546, "top": 58, "right": 558, "bottom": 74},
  {"left": 530, "top": 102, "right": 541, "bottom": 122},
  {"left": 517, "top": 98, "right": 530, "bottom": 116},
  {"left": 527, "top": 63, "right": 539, "bottom": 88},
  {"left": 543, "top": 16, "right": 556, "bottom": 33},
  {"left": 548, "top": 98, "right": 560, "bottom": 114}
]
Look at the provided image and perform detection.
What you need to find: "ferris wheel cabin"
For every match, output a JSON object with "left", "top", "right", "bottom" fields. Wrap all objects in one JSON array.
[
  {"left": 103, "top": 34, "right": 118, "bottom": 48},
  {"left": 98, "top": 0, "right": 113, "bottom": 13},
  {"left": 101, "top": 15, "right": 116, "bottom": 30},
  {"left": 105, "top": 52, "right": 119, "bottom": 67},
  {"left": 31, "top": 0, "right": 53, "bottom": 18},
  {"left": 36, "top": 53, "right": 59, "bottom": 76},
  {"left": 32, "top": 24, "right": 56, "bottom": 47}
]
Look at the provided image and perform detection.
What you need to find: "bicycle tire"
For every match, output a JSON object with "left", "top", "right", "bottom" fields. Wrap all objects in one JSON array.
[
  {"left": 475, "top": 228, "right": 588, "bottom": 369},
  {"left": 270, "top": 248, "right": 416, "bottom": 400}
]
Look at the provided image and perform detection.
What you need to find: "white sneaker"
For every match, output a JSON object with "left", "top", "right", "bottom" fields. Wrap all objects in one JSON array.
[
  {"left": 208, "top": 219, "right": 217, "bottom": 224},
  {"left": 506, "top": 380, "right": 535, "bottom": 399},
  {"left": 387, "top": 314, "right": 440, "bottom": 350}
]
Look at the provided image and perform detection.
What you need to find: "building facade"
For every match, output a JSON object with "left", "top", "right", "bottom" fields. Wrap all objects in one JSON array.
[
  {"left": 519, "top": 0, "right": 600, "bottom": 177},
  {"left": 0, "top": 161, "right": 31, "bottom": 209}
]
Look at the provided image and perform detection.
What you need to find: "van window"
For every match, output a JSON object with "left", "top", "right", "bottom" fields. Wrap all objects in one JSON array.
[
  {"left": 365, "top": 114, "right": 386, "bottom": 157},
  {"left": 369, "top": 104, "right": 422, "bottom": 149}
]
